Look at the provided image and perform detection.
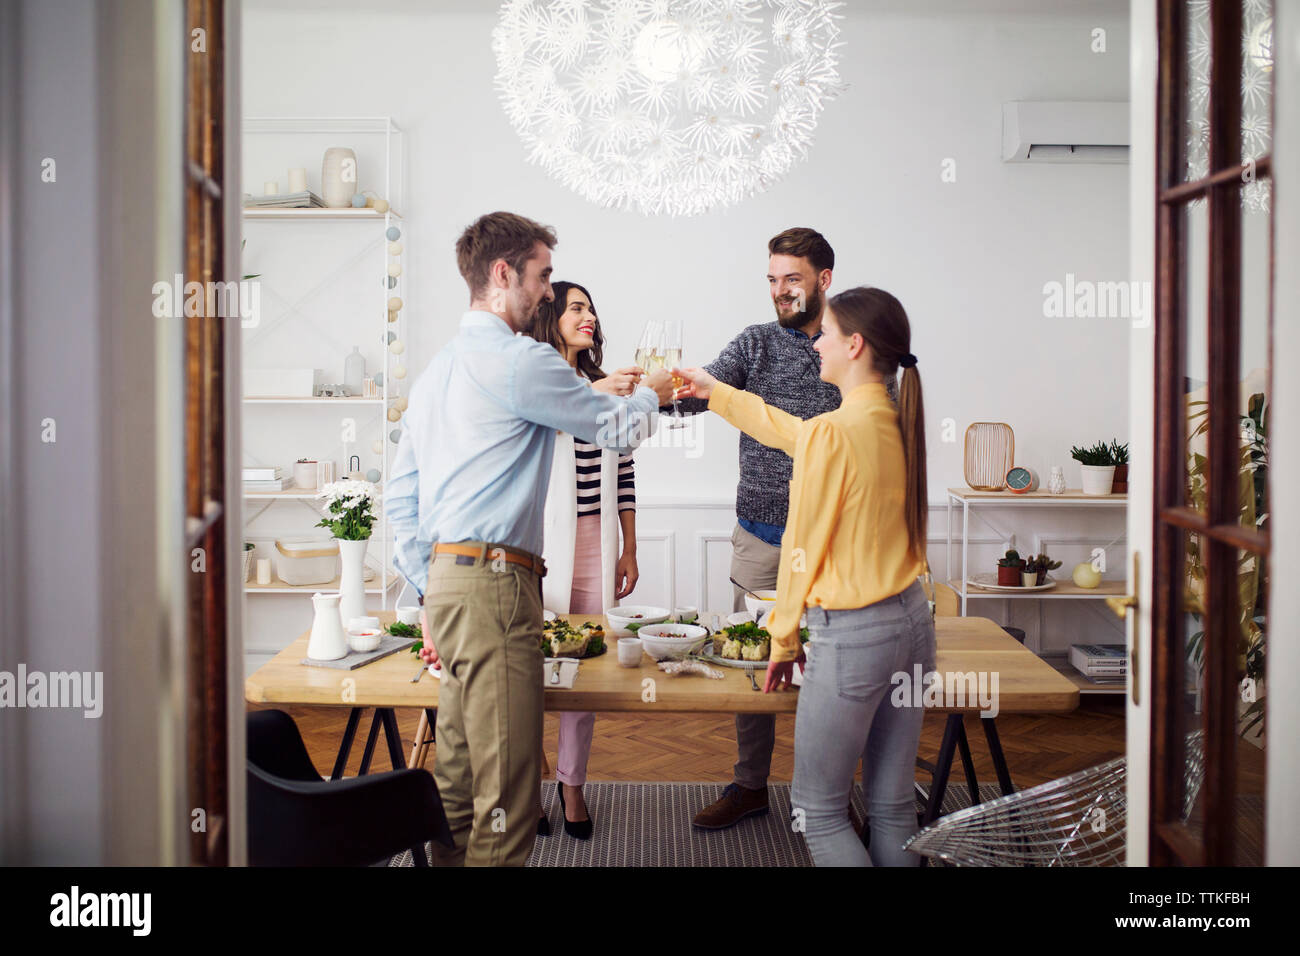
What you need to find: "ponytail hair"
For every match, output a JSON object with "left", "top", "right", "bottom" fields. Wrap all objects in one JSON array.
[{"left": 827, "top": 287, "right": 928, "bottom": 565}]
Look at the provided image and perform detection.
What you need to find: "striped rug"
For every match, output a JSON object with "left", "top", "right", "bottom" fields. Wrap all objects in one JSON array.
[{"left": 389, "top": 781, "right": 1003, "bottom": 867}]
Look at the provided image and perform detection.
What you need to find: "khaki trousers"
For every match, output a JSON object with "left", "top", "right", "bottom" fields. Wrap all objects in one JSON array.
[
  {"left": 424, "top": 550, "right": 544, "bottom": 866},
  {"left": 730, "top": 524, "right": 781, "bottom": 789}
]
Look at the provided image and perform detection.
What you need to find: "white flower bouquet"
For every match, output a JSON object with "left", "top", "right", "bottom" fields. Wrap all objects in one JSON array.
[{"left": 316, "top": 480, "right": 378, "bottom": 540}]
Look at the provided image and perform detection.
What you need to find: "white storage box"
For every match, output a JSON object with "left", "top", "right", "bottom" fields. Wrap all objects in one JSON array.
[
  {"left": 244, "top": 368, "right": 322, "bottom": 398},
  {"left": 274, "top": 537, "right": 339, "bottom": 586}
]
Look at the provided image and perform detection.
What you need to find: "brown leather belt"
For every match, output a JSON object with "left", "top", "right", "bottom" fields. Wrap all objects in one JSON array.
[{"left": 433, "top": 541, "right": 546, "bottom": 577}]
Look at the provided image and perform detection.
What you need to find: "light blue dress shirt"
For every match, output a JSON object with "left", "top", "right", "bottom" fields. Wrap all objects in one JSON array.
[{"left": 385, "top": 311, "right": 660, "bottom": 597}]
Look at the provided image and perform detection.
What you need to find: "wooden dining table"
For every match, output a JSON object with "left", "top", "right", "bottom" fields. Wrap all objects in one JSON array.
[{"left": 246, "top": 612, "right": 1079, "bottom": 823}]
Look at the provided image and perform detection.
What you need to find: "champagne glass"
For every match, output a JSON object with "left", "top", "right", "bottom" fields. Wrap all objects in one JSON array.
[
  {"left": 635, "top": 320, "right": 663, "bottom": 374},
  {"left": 662, "top": 319, "right": 686, "bottom": 427}
]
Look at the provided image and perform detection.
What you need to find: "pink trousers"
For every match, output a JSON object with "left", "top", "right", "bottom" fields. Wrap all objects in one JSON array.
[{"left": 557, "top": 514, "right": 603, "bottom": 786}]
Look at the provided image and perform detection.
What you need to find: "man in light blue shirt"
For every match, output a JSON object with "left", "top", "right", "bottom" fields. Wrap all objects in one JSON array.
[{"left": 385, "top": 211, "right": 673, "bottom": 866}]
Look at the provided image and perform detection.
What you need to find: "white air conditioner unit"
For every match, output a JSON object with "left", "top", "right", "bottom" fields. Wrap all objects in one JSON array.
[{"left": 1002, "top": 101, "right": 1129, "bottom": 164}]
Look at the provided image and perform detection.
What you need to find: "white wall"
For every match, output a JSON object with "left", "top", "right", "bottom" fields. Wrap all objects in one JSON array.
[{"left": 240, "top": 1, "right": 1132, "bottom": 667}]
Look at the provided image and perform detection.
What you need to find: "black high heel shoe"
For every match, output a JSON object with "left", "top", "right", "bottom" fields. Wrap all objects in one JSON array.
[
  {"left": 537, "top": 813, "right": 551, "bottom": 837},
  {"left": 557, "top": 782, "right": 593, "bottom": 840}
]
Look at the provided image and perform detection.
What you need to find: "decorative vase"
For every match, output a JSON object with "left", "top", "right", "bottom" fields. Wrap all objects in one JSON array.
[
  {"left": 964, "top": 422, "right": 1015, "bottom": 491},
  {"left": 1021, "top": 570, "right": 1038, "bottom": 587},
  {"left": 321, "top": 147, "right": 358, "bottom": 208},
  {"left": 344, "top": 346, "right": 365, "bottom": 396},
  {"left": 1048, "top": 465, "right": 1067, "bottom": 495},
  {"left": 293, "top": 459, "right": 318, "bottom": 492},
  {"left": 337, "top": 538, "right": 369, "bottom": 624},
  {"left": 1080, "top": 464, "right": 1116, "bottom": 495},
  {"left": 1072, "top": 562, "right": 1102, "bottom": 589},
  {"left": 307, "top": 592, "right": 348, "bottom": 661},
  {"left": 1112, "top": 464, "right": 1129, "bottom": 493}
]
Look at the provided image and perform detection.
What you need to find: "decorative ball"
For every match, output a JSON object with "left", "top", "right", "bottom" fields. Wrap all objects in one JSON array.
[
  {"left": 387, "top": 262, "right": 402, "bottom": 277},
  {"left": 373, "top": 372, "right": 384, "bottom": 388},
  {"left": 385, "top": 226, "right": 401, "bottom": 241},
  {"left": 389, "top": 340, "right": 405, "bottom": 355},
  {"left": 388, "top": 296, "right": 403, "bottom": 312},
  {"left": 1072, "top": 562, "right": 1102, "bottom": 589},
  {"left": 386, "top": 276, "right": 397, "bottom": 289},
  {"left": 392, "top": 364, "right": 407, "bottom": 379},
  {"left": 387, "top": 407, "right": 401, "bottom": 422},
  {"left": 386, "top": 330, "right": 397, "bottom": 344},
  {"left": 388, "top": 310, "right": 399, "bottom": 323},
  {"left": 365, "top": 468, "right": 381, "bottom": 483},
  {"left": 371, "top": 440, "right": 384, "bottom": 455},
  {"left": 390, "top": 428, "right": 401, "bottom": 443},
  {"left": 393, "top": 396, "right": 408, "bottom": 412},
  {"left": 365, "top": 195, "right": 376, "bottom": 207},
  {"left": 373, "top": 199, "right": 390, "bottom": 214},
  {"left": 388, "top": 241, "right": 402, "bottom": 255},
  {"left": 350, "top": 193, "right": 367, "bottom": 208}
]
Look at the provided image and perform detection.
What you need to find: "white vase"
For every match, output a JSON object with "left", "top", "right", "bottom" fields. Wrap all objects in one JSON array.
[
  {"left": 1048, "top": 465, "right": 1067, "bottom": 495},
  {"left": 321, "top": 147, "right": 357, "bottom": 208},
  {"left": 307, "top": 592, "right": 348, "bottom": 661},
  {"left": 337, "top": 538, "right": 368, "bottom": 624},
  {"left": 1080, "top": 464, "right": 1116, "bottom": 495}
]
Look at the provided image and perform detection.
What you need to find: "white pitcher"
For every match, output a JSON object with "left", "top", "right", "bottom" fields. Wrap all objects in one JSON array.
[{"left": 307, "top": 592, "right": 348, "bottom": 661}]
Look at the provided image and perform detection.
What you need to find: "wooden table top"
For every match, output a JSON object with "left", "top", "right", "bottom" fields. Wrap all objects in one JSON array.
[{"left": 246, "top": 613, "right": 1079, "bottom": 715}]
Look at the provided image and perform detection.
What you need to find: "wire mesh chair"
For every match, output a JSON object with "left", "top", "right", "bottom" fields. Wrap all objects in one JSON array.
[{"left": 902, "top": 731, "right": 1206, "bottom": 866}]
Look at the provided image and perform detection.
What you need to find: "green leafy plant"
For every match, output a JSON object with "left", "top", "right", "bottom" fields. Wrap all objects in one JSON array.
[
  {"left": 1109, "top": 440, "right": 1129, "bottom": 465},
  {"left": 1184, "top": 393, "right": 1267, "bottom": 740},
  {"left": 1070, "top": 441, "right": 1120, "bottom": 466},
  {"left": 1023, "top": 553, "right": 1062, "bottom": 574}
]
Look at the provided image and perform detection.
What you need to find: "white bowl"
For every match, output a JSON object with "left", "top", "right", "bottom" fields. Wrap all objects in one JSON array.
[
  {"left": 637, "top": 622, "right": 708, "bottom": 661},
  {"left": 604, "top": 604, "right": 670, "bottom": 637},
  {"left": 347, "top": 630, "right": 382, "bottom": 653},
  {"left": 743, "top": 589, "right": 778, "bottom": 619},
  {"left": 543, "top": 609, "right": 557, "bottom": 622}
]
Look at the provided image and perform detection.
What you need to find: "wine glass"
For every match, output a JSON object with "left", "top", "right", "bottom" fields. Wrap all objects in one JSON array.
[
  {"left": 662, "top": 319, "right": 686, "bottom": 428},
  {"left": 634, "top": 320, "right": 663, "bottom": 374}
]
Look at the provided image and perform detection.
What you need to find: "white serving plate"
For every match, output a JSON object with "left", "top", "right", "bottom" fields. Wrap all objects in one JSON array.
[{"left": 968, "top": 573, "right": 1057, "bottom": 593}]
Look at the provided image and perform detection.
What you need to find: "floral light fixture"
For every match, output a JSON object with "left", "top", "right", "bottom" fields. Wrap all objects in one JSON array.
[
  {"left": 1185, "top": 0, "right": 1273, "bottom": 211},
  {"left": 492, "top": 0, "right": 845, "bottom": 217}
]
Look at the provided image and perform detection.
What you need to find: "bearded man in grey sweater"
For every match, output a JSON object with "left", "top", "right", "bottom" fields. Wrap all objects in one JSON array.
[{"left": 673, "top": 227, "right": 894, "bottom": 831}]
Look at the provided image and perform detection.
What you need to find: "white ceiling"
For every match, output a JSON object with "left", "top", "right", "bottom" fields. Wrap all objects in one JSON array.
[{"left": 246, "top": 0, "right": 1130, "bottom": 17}]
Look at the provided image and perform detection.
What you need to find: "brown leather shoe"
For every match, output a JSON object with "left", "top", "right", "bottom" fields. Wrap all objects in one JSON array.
[{"left": 692, "top": 783, "right": 769, "bottom": 830}]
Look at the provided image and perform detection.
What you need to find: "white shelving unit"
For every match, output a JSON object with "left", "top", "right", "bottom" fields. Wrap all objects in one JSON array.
[
  {"left": 945, "top": 486, "right": 1128, "bottom": 695},
  {"left": 240, "top": 116, "right": 408, "bottom": 608}
]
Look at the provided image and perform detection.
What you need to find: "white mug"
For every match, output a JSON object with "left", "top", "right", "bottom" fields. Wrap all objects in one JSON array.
[
  {"left": 617, "top": 637, "right": 642, "bottom": 667},
  {"left": 397, "top": 605, "right": 421, "bottom": 626}
]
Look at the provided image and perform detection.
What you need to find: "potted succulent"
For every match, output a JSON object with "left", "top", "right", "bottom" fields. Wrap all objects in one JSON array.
[
  {"left": 1023, "top": 552, "right": 1062, "bottom": 586},
  {"left": 1071, "top": 440, "right": 1118, "bottom": 495},
  {"left": 1110, "top": 439, "right": 1129, "bottom": 492},
  {"left": 997, "top": 549, "right": 1026, "bottom": 586}
]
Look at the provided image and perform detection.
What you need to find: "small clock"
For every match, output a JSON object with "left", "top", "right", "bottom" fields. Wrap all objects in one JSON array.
[{"left": 1005, "top": 466, "right": 1036, "bottom": 494}]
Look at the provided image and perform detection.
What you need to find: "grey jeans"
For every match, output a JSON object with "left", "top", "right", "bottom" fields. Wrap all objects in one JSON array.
[
  {"left": 729, "top": 524, "right": 779, "bottom": 789},
  {"left": 791, "top": 578, "right": 936, "bottom": 866}
]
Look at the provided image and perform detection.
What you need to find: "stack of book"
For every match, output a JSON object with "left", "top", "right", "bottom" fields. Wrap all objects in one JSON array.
[
  {"left": 242, "top": 190, "right": 326, "bottom": 209},
  {"left": 1069, "top": 643, "right": 1126, "bottom": 682},
  {"left": 243, "top": 466, "right": 294, "bottom": 493}
]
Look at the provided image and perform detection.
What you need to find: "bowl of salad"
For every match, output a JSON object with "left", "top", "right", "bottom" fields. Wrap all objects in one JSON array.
[
  {"left": 636, "top": 622, "right": 709, "bottom": 661},
  {"left": 604, "top": 605, "right": 671, "bottom": 637}
]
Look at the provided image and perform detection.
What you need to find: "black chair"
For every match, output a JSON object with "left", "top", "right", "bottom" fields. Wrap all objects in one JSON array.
[{"left": 247, "top": 709, "right": 454, "bottom": 866}]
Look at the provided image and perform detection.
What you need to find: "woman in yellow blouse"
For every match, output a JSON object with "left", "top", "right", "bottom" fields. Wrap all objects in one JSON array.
[{"left": 675, "top": 286, "right": 934, "bottom": 866}]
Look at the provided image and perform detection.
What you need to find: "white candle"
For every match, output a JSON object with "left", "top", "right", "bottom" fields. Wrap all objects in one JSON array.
[
  {"left": 288, "top": 167, "right": 307, "bottom": 193},
  {"left": 256, "top": 558, "right": 272, "bottom": 584},
  {"left": 263, "top": 180, "right": 279, "bottom": 195}
]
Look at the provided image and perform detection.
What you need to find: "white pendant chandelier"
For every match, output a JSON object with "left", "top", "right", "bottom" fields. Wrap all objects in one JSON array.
[
  {"left": 1185, "top": 0, "right": 1272, "bottom": 212},
  {"left": 492, "top": 0, "right": 845, "bottom": 217}
]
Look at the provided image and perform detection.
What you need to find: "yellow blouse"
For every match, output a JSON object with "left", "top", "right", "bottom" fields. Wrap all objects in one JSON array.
[{"left": 708, "top": 381, "right": 926, "bottom": 661}]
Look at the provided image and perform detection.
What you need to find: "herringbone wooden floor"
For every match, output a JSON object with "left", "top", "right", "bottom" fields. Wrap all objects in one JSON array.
[{"left": 248, "top": 697, "right": 1128, "bottom": 787}]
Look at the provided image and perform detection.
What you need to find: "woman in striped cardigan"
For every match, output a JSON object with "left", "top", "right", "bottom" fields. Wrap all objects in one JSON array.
[{"left": 530, "top": 280, "right": 644, "bottom": 840}]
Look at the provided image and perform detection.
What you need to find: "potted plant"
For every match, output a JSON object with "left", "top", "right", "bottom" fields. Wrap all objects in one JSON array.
[
  {"left": 317, "top": 479, "right": 378, "bottom": 624},
  {"left": 997, "top": 549, "right": 1025, "bottom": 586},
  {"left": 1071, "top": 440, "right": 1117, "bottom": 495},
  {"left": 1023, "top": 552, "right": 1062, "bottom": 586},
  {"left": 1110, "top": 439, "right": 1129, "bottom": 492}
]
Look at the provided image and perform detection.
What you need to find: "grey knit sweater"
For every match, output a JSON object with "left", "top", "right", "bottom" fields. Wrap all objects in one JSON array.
[{"left": 675, "top": 321, "right": 874, "bottom": 528}]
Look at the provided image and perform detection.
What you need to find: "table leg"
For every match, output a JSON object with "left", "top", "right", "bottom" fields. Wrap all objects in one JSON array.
[
  {"left": 379, "top": 707, "right": 405, "bottom": 771},
  {"left": 981, "top": 716, "right": 1016, "bottom": 796},
  {"left": 954, "top": 717, "right": 980, "bottom": 807},
  {"left": 330, "top": 707, "right": 363, "bottom": 781},
  {"left": 357, "top": 710, "right": 383, "bottom": 775},
  {"left": 921, "top": 714, "right": 963, "bottom": 825}
]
